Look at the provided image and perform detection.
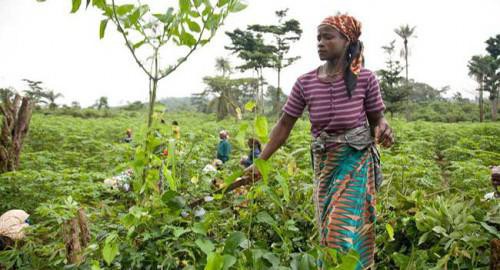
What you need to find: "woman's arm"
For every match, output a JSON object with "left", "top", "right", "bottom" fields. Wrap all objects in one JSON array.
[
  {"left": 366, "top": 111, "right": 394, "bottom": 148},
  {"left": 259, "top": 113, "right": 298, "bottom": 160}
]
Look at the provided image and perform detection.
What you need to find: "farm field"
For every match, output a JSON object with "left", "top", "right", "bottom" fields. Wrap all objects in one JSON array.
[{"left": 0, "top": 112, "right": 498, "bottom": 269}]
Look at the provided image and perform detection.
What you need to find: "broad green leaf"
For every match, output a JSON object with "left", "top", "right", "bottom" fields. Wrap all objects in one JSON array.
[
  {"left": 432, "top": 225, "right": 448, "bottom": 236},
  {"left": 193, "top": 222, "right": 207, "bottom": 235},
  {"left": 254, "top": 116, "right": 268, "bottom": 142},
  {"left": 205, "top": 252, "right": 224, "bottom": 270},
  {"left": 481, "top": 222, "right": 500, "bottom": 238},
  {"left": 99, "top": 19, "right": 108, "bottom": 39},
  {"left": 133, "top": 39, "right": 146, "bottom": 49},
  {"left": 298, "top": 253, "right": 316, "bottom": 270},
  {"left": 162, "top": 190, "right": 185, "bottom": 209},
  {"left": 392, "top": 252, "right": 410, "bottom": 269},
  {"left": 91, "top": 260, "right": 102, "bottom": 270},
  {"left": 116, "top": 4, "right": 134, "bottom": 16},
  {"left": 275, "top": 174, "right": 289, "bottom": 202},
  {"left": 224, "top": 170, "right": 242, "bottom": 187},
  {"left": 223, "top": 231, "right": 246, "bottom": 255},
  {"left": 196, "top": 238, "right": 215, "bottom": 255},
  {"left": 179, "top": 0, "right": 190, "bottom": 13},
  {"left": 202, "top": 0, "right": 213, "bottom": 9},
  {"left": 180, "top": 31, "right": 197, "bottom": 47},
  {"left": 418, "top": 231, "right": 430, "bottom": 246},
  {"left": 254, "top": 158, "right": 270, "bottom": 184},
  {"left": 256, "top": 211, "right": 276, "bottom": 226},
  {"left": 193, "top": 0, "right": 202, "bottom": 8},
  {"left": 244, "top": 100, "right": 256, "bottom": 111},
  {"left": 235, "top": 122, "right": 249, "bottom": 147},
  {"left": 128, "top": 8, "right": 141, "bottom": 25},
  {"left": 102, "top": 235, "right": 119, "bottom": 265},
  {"left": 173, "top": 227, "right": 191, "bottom": 238},
  {"left": 164, "top": 168, "right": 177, "bottom": 191},
  {"left": 263, "top": 252, "right": 280, "bottom": 267},
  {"left": 165, "top": 7, "right": 175, "bottom": 23},
  {"left": 71, "top": 0, "right": 81, "bottom": 13},
  {"left": 92, "top": 0, "right": 106, "bottom": 9},
  {"left": 386, "top": 223, "right": 395, "bottom": 241},
  {"left": 222, "top": 254, "right": 236, "bottom": 270},
  {"left": 187, "top": 20, "right": 201, "bottom": 33},
  {"left": 334, "top": 249, "right": 359, "bottom": 270},
  {"left": 229, "top": 1, "right": 247, "bottom": 12},
  {"left": 216, "top": 0, "right": 229, "bottom": 8}
]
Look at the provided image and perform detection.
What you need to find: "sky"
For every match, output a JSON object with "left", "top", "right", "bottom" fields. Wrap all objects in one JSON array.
[{"left": 0, "top": 0, "right": 499, "bottom": 107}]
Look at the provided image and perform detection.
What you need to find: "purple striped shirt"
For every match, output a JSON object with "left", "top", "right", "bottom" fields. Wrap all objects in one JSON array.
[{"left": 283, "top": 67, "right": 385, "bottom": 137}]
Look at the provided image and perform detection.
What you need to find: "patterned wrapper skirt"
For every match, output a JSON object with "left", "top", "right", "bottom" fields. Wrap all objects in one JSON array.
[{"left": 313, "top": 143, "right": 377, "bottom": 270}]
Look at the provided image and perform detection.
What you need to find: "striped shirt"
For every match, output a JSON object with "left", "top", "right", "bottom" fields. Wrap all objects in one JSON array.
[{"left": 283, "top": 68, "right": 385, "bottom": 137}]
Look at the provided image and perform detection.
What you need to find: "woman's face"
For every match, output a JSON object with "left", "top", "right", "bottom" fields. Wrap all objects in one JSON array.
[{"left": 317, "top": 24, "right": 349, "bottom": 61}]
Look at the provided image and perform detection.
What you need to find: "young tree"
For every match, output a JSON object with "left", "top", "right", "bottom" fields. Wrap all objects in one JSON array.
[
  {"left": 225, "top": 29, "right": 274, "bottom": 113},
  {"left": 248, "top": 9, "right": 302, "bottom": 114},
  {"left": 22, "top": 79, "right": 47, "bottom": 107},
  {"left": 485, "top": 34, "right": 500, "bottom": 121},
  {"left": 377, "top": 40, "right": 407, "bottom": 118},
  {"left": 50, "top": 0, "right": 247, "bottom": 129}
]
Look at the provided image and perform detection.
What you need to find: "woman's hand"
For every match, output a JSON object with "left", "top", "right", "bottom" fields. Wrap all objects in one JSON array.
[{"left": 374, "top": 118, "right": 394, "bottom": 148}]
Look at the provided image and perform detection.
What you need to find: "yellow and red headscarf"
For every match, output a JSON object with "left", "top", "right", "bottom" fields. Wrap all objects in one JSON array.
[{"left": 320, "top": 14, "right": 364, "bottom": 75}]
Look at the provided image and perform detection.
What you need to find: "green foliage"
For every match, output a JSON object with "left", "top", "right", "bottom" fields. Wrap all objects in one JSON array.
[{"left": 0, "top": 113, "right": 498, "bottom": 269}]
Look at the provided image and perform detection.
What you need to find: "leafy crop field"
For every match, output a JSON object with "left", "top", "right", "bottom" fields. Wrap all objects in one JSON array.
[{"left": 0, "top": 112, "right": 499, "bottom": 269}]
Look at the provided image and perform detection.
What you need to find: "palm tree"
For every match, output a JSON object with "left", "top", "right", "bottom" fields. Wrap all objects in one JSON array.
[
  {"left": 468, "top": 55, "right": 495, "bottom": 122},
  {"left": 215, "top": 57, "right": 232, "bottom": 77},
  {"left": 42, "top": 90, "right": 63, "bottom": 110},
  {"left": 394, "top": 25, "right": 416, "bottom": 83}
]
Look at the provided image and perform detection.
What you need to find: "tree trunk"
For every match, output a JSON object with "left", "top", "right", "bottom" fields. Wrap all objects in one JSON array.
[
  {"left": 63, "top": 209, "right": 90, "bottom": 265},
  {"left": 479, "top": 80, "right": 484, "bottom": 122},
  {"left": 0, "top": 93, "right": 32, "bottom": 173},
  {"left": 258, "top": 68, "right": 265, "bottom": 115},
  {"left": 403, "top": 39, "right": 411, "bottom": 120},
  {"left": 404, "top": 39, "right": 409, "bottom": 83},
  {"left": 275, "top": 67, "right": 281, "bottom": 115},
  {"left": 492, "top": 89, "right": 498, "bottom": 121}
]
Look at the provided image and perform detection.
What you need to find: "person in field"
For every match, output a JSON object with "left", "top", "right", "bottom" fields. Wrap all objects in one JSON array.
[
  {"left": 123, "top": 128, "right": 133, "bottom": 143},
  {"left": 240, "top": 138, "right": 262, "bottom": 168},
  {"left": 216, "top": 130, "right": 231, "bottom": 163},
  {"left": 484, "top": 166, "right": 500, "bottom": 200},
  {"left": 245, "top": 14, "right": 394, "bottom": 269},
  {"left": 172, "top": 121, "right": 180, "bottom": 140},
  {"left": 0, "top": 210, "right": 30, "bottom": 251}
]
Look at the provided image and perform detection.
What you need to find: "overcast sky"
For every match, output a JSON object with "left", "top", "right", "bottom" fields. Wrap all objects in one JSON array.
[{"left": 1, "top": 0, "right": 499, "bottom": 107}]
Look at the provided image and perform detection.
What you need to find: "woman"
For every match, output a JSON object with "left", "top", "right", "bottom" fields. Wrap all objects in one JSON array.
[
  {"left": 0, "top": 209, "right": 30, "bottom": 251},
  {"left": 246, "top": 14, "right": 394, "bottom": 269},
  {"left": 216, "top": 130, "right": 231, "bottom": 163},
  {"left": 240, "top": 138, "right": 262, "bottom": 168}
]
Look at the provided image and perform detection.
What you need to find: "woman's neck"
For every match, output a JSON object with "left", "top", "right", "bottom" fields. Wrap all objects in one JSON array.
[{"left": 324, "top": 59, "right": 345, "bottom": 75}]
